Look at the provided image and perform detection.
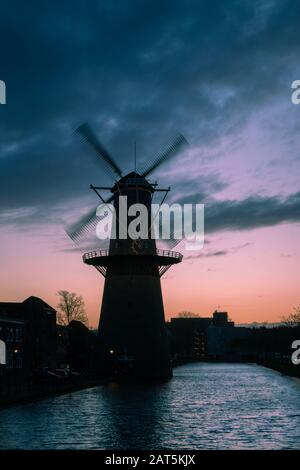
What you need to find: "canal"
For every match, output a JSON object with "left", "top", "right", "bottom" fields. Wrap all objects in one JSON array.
[{"left": 0, "top": 363, "right": 299, "bottom": 449}]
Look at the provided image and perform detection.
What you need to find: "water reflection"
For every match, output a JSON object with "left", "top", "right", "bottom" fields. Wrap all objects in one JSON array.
[
  {"left": 0, "top": 363, "right": 299, "bottom": 449},
  {"left": 95, "top": 380, "right": 172, "bottom": 449}
]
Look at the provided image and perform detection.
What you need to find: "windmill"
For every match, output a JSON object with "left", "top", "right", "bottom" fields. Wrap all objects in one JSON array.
[{"left": 67, "top": 123, "right": 188, "bottom": 379}]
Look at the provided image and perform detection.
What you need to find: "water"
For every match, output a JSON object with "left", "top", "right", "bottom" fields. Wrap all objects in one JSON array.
[{"left": 0, "top": 363, "right": 300, "bottom": 449}]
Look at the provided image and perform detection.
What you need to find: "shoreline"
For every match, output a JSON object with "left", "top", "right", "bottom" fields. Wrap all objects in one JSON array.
[
  {"left": 1, "top": 360, "right": 299, "bottom": 410},
  {"left": 0, "top": 377, "right": 109, "bottom": 410},
  {"left": 255, "top": 361, "right": 300, "bottom": 379}
]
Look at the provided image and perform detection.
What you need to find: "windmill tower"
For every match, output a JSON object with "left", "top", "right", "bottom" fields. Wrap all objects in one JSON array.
[{"left": 68, "top": 124, "right": 188, "bottom": 379}]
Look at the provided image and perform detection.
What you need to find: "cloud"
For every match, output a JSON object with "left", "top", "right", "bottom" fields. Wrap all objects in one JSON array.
[
  {"left": 185, "top": 250, "right": 228, "bottom": 260},
  {"left": 0, "top": 0, "right": 300, "bottom": 243},
  {"left": 205, "top": 191, "right": 300, "bottom": 233},
  {"left": 184, "top": 241, "right": 252, "bottom": 260}
]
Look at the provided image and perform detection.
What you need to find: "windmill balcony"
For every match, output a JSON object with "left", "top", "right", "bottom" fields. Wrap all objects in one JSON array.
[
  {"left": 82, "top": 248, "right": 183, "bottom": 278},
  {"left": 83, "top": 248, "right": 183, "bottom": 265}
]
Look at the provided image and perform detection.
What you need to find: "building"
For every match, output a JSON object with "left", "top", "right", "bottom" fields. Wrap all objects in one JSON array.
[
  {"left": 212, "top": 311, "right": 234, "bottom": 326},
  {"left": 0, "top": 295, "right": 100, "bottom": 404},
  {"left": 169, "top": 317, "right": 211, "bottom": 361},
  {"left": 207, "top": 324, "right": 251, "bottom": 360},
  {"left": 67, "top": 320, "right": 97, "bottom": 371},
  {"left": 56, "top": 324, "right": 69, "bottom": 369},
  {"left": 56, "top": 321, "right": 98, "bottom": 371},
  {"left": 0, "top": 314, "right": 25, "bottom": 398},
  {"left": 0, "top": 315, "right": 24, "bottom": 370},
  {"left": 169, "top": 310, "right": 238, "bottom": 362},
  {"left": 22, "top": 296, "right": 57, "bottom": 370},
  {"left": 0, "top": 296, "right": 57, "bottom": 374}
]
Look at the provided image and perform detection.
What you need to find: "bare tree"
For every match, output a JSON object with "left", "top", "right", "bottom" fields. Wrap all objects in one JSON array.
[
  {"left": 281, "top": 305, "right": 300, "bottom": 326},
  {"left": 56, "top": 290, "right": 88, "bottom": 326},
  {"left": 177, "top": 311, "right": 199, "bottom": 318}
]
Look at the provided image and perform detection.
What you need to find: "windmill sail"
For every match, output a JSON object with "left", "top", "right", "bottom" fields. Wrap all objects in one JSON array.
[
  {"left": 142, "top": 133, "right": 188, "bottom": 178},
  {"left": 76, "top": 123, "right": 123, "bottom": 178}
]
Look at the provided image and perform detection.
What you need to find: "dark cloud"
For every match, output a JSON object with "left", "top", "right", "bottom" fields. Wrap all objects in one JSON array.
[
  {"left": 176, "top": 190, "right": 300, "bottom": 236},
  {"left": 205, "top": 191, "right": 300, "bottom": 233},
  {"left": 0, "top": 0, "right": 300, "bottom": 237}
]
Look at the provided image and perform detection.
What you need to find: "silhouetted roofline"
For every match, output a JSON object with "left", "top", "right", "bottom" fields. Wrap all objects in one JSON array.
[{"left": 22, "top": 296, "right": 56, "bottom": 311}]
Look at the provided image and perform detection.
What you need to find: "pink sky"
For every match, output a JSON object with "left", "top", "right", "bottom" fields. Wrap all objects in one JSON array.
[
  {"left": 2, "top": 0, "right": 300, "bottom": 329},
  {"left": 1, "top": 219, "right": 299, "bottom": 327},
  {"left": 1, "top": 83, "right": 300, "bottom": 327},
  {"left": 1, "top": 106, "right": 300, "bottom": 327}
]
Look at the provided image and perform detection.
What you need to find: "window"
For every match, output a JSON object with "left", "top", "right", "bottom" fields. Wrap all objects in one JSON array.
[
  {"left": 6, "top": 327, "right": 14, "bottom": 343},
  {"left": 6, "top": 350, "right": 13, "bottom": 369},
  {"left": 15, "top": 328, "right": 23, "bottom": 342},
  {"left": 15, "top": 353, "right": 23, "bottom": 369}
]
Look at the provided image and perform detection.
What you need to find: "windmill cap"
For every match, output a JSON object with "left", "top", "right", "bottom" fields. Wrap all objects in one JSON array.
[{"left": 112, "top": 172, "right": 153, "bottom": 191}]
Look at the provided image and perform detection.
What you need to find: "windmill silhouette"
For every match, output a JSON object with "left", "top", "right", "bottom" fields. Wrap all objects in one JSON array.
[{"left": 67, "top": 123, "right": 188, "bottom": 378}]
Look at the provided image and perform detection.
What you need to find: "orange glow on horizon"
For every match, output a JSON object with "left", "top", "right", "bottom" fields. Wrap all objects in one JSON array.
[{"left": 1, "top": 222, "right": 299, "bottom": 327}]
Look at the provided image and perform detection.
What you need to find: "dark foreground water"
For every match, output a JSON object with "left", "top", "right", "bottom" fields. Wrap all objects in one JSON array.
[{"left": 0, "top": 363, "right": 300, "bottom": 449}]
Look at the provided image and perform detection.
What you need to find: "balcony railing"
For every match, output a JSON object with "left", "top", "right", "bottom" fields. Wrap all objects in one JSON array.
[
  {"left": 83, "top": 248, "right": 182, "bottom": 262},
  {"left": 83, "top": 249, "right": 109, "bottom": 260},
  {"left": 156, "top": 249, "right": 183, "bottom": 260}
]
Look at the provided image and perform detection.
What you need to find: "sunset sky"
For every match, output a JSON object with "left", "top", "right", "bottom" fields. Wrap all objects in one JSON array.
[{"left": 1, "top": 1, "right": 300, "bottom": 326}]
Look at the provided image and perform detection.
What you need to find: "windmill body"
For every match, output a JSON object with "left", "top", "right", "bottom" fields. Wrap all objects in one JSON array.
[
  {"left": 69, "top": 124, "right": 188, "bottom": 379},
  {"left": 84, "top": 172, "right": 182, "bottom": 378}
]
